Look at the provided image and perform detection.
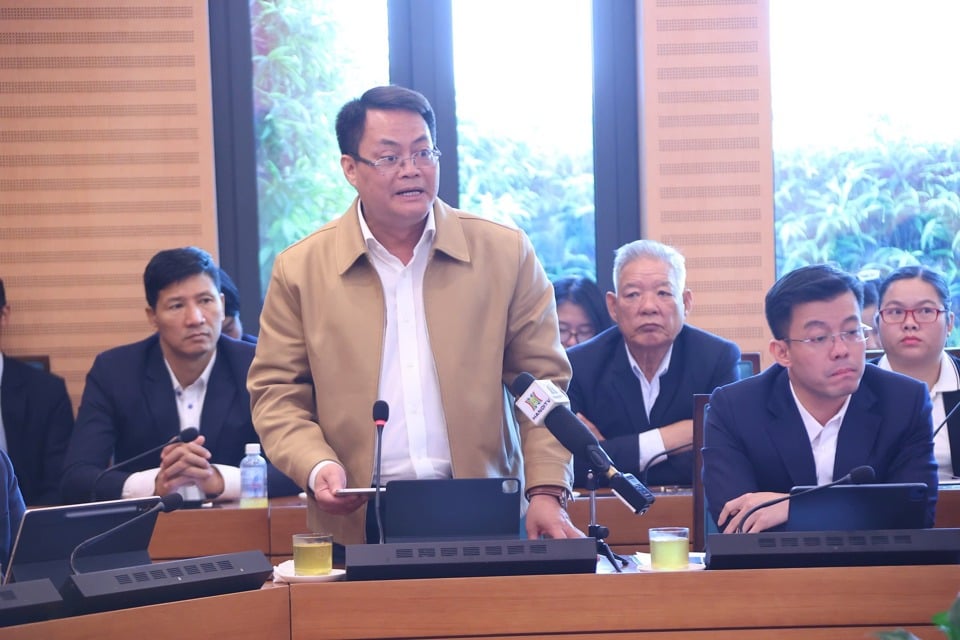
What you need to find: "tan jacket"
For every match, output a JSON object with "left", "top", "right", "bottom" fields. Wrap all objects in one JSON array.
[{"left": 248, "top": 198, "right": 572, "bottom": 543}]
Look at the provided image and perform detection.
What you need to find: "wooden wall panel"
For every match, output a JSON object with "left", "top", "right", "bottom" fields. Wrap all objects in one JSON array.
[
  {"left": 0, "top": 1, "right": 218, "bottom": 409},
  {"left": 640, "top": 0, "right": 773, "bottom": 365}
]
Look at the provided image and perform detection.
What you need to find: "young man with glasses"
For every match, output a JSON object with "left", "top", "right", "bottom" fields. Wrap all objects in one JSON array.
[
  {"left": 872, "top": 266, "right": 958, "bottom": 481},
  {"left": 703, "top": 264, "right": 937, "bottom": 534},
  {"left": 248, "top": 86, "right": 580, "bottom": 546}
]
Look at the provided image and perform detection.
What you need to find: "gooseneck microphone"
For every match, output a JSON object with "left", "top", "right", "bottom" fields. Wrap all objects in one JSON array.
[
  {"left": 733, "top": 465, "right": 876, "bottom": 533},
  {"left": 69, "top": 493, "right": 184, "bottom": 575},
  {"left": 372, "top": 400, "right": 389, "bottom": 544},
  {"left": 640, "top": 442, "right": 694, "bottom": 486},
  {"left": 509, "top": 373, "right": 656, "bottom": 515},
  {"left": 91, "top": 427, "right": 200, "bottom": 501},
  {"left": 932, "top": 398, "right": 960, "bottom": 439}
]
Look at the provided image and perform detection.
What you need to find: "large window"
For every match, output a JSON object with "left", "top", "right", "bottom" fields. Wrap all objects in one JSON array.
[
  {"left": 250, "top": 0, "right": 389, "bottom": 293},
  {"left": 771, "top": 0, "right": 960, "bottom": 343},
  {"left": 452, "top": 0, "right": 596, "bottom": 280},
  {"left": 211, "top": 1, "right": 638, "bottom": 334}
]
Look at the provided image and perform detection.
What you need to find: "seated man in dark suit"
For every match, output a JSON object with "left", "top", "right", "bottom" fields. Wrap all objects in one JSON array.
[
  {"left": 703, "top": 264, "right": 937, "bottom": 533},
  {"left": 1, "top": 449, "right": 26, "bottom": 573},
  {"left": 0, "top": 277, "right": 75, "bottom": 506},
  {"left": 61, "top": 247, "right": 298, "bottom": 504},
  {"left": 567, "top": 239, "right": 740, "bottom": 487}
]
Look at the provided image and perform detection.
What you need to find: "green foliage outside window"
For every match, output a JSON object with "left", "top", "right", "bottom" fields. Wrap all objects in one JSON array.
[
  {"left": 251, "top": 0, "right": 378, "bottom": 292},
  {"left": 457, "top": 121, "right": 596, "bottom": 283},
  {"left": 774, "top": 131, "right": 960, "bottom": 346},
  {"left": 250, "top": 2, "right": 596, "bottom": 292}
]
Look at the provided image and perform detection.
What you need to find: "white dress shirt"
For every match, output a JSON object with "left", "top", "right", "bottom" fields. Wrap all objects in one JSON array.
[
  {"left": 626, "top": 343, "right": 671, "bottom": 473},
  {"left": 122, "top": 351, "right": 241, "bottom": 500},
  {"left": 308, "top": 204, "right": 452, "bottom": 491},
  {"left": 790, "top": 381, "right": 850, "bottom": 485},
  {"left": 877, "top": 351, "right": 959, "bottom": 480}
]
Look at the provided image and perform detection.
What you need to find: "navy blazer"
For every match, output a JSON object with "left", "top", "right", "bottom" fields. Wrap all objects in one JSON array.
[
  {"left": 567, "top": 324, "right": 740, "bottom": 487},
  {"left": 61, "top": 334, "right": 299, "bottom": 503},
  {"left": 1, "top": 355, "right": 74, "bottom": 505},
  {"left": 703, "top": 363, "right": 938, "bottom": 529},
  {"left": 0, "top": 449, "right": 26, "bottom": 573}
]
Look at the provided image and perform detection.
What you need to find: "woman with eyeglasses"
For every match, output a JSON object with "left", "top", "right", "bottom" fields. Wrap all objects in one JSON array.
[
  {"left": 553, "top": 276, "right": 612, "bottom": 349},
  {"left": 872, "top": 265, "right": 959, "bottom": 481}
]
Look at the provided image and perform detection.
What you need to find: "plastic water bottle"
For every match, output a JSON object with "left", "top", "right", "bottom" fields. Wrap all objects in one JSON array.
[{"left": 239, "top": 443, "right": 268, "bottom": 508}]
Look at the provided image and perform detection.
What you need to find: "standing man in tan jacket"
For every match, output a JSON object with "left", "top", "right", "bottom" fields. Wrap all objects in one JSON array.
[{"left": 248, "top": 85, "right": 580, "bottom": 545}]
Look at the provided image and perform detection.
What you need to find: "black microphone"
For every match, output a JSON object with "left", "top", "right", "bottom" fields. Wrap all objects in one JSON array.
[
  {"left": 372, "top": 400, "right": 389, "bottom": 544},
  {"left": 733, "top": 465, "right": 876, "bottom": 533},
  {"left": 509, "top": 373, "right": 656, "bottom": 515},
  {"left": 91, "top": 427, "right": 200, "bottom": 501},
  {"left": 68, "top": 493, "right": 184, "bottom": 575},
  {"left": 932, "top": 398, "right": 960, "bottom": 438},
  {"left": 640, "top": 442, "right": 694, "bottom": 486}
]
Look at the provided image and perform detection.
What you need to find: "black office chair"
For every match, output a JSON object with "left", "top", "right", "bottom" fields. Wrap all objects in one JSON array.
[
  {"left": 737, "top": 352, "right": 761, "bottom": 379},
  {"left": 14, "top": 354, "right": 50, "bottom": 373}
]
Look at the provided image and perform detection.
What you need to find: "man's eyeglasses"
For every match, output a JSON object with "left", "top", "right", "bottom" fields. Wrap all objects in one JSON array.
[
  {"left": 783, "top": 324, "right": 872, "bottom": 349},
  {"left": 559, "top": 325, "right": 596, "bottom": 344},
  {"left": 877, "top": 306, "right": 948, "bottom": 324},
  {"left": 353, "top": 148, "right": 442, "bottom": 175}
]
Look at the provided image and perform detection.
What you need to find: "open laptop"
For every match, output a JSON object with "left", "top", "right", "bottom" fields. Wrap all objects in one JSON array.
[
  {"left": 3, "top": 496, "right": 161, "bottom": 588},
  {"left": 785, "top": 483, "right": 929, "bottom": 532},
  {"left": 383, "top": 477, "right": 522, "bottom": 542}
]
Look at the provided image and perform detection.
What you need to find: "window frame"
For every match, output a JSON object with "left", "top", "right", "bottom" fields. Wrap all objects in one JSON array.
[{"left": 209, "top": 0, "right": 641, "bottom": 334}]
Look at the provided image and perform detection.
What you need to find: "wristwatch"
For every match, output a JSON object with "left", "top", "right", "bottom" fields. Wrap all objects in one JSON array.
[{"left": 525, "top": 485, "right": 571, "bottom": 510}]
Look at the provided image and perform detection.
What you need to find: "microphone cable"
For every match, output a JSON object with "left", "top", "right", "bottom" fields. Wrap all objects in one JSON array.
[{"left": 640, "top": 442, "right": 694, "bottom": 486}]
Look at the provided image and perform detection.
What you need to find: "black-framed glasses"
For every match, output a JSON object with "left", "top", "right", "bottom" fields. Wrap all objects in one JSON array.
[
  {"left": 559, "top": 324, "right": 596, "bottom": 344},
  {"left": 877, "top": 306, "right": 948, "bottom": 324},
  {"left": 783, "top": 324, "right": 871, "bottom": 349},
  {"left": 352, "top": 148, "right": 441, "bottom": 175}
]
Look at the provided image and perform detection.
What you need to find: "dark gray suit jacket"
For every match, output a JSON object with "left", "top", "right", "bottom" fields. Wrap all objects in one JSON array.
[{"left": 61, "top": 334, "right": 298, "bottom": 503}]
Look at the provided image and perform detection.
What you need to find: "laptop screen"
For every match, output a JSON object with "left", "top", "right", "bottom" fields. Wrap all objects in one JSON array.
[
  {"left": 383, "top": 478, "right": 522, "bottom": 542},
  {"left": 785, "top": 483, "right": 928, "bottom": 532},
  {"left": 3, "top": 496, "right": 161, "bottom": 587}
]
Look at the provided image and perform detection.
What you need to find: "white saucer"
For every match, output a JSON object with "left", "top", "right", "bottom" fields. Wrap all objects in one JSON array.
[
  {"left": 633, "top": 552, "right": 706, "bottom": 572},
  {"left": 274, "top": 560, "right": 345, "bottom": 583}
]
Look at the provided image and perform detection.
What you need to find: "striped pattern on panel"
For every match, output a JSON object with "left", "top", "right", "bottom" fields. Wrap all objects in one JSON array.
[{"left": 0, "top": 2, "right": 218, "bottom": 408}]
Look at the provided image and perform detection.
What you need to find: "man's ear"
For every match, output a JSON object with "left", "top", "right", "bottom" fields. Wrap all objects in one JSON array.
[
  {"left": 605, "top": 291, "right": 618, "bottom": 324},
  {"left": 769, "top": 338, "right": 791, "bottom": 368},
  {"left": 341, "top": 154, "right": 359, "bottom": 188},
  {"left": 682, "top": 289, "right": 693, "bottom": 317},
  {"left": 145, "top": 305, "right": 157, "bottom": 330}
]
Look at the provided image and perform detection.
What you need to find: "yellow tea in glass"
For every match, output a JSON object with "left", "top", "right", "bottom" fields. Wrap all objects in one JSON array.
[
  {"left": 649, "top": 527, "right": 689, "bottom": 570},
  {"left": 292, "top": 533, "right": 333, "bottom": 576}
]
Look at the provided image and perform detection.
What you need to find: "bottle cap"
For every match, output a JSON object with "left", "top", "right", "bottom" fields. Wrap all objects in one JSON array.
[{"left": 245, "top": 443, "right": 261, "bottom": 456}]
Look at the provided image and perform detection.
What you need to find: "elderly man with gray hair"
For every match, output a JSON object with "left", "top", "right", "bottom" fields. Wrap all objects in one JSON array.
[{"left": 566, "top": 239, "right": 741, "bottom": 488}]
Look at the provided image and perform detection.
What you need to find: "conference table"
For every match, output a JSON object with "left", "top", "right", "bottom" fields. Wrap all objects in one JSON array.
[
  {"left": 145, "top": 485, "right": 960, "bottom": 561},
  {"left": 8, "top": 488, "right": 960, "bottom": 638},
  {"left": 7, "top": 564, "right": 957, "bottom": 639}
]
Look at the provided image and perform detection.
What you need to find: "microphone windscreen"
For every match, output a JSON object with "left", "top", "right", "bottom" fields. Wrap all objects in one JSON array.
[
  {"left": 160, "top": 493, "right": 184, "bottom": 512},
  {"left": 179, "top": 427, "right": 200, "bottom": 443},
  {"left": 509, "top": 372, "right": 536, "bottom": 398},
  {"left": 848, "top": 465, "right": 876, "bottom": 484},
  {"left": 373, "top": 400, "right": 389, "bottom": 423},
  {"left": 543, "top": 404, "right": 600, "bottom": 453}
]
